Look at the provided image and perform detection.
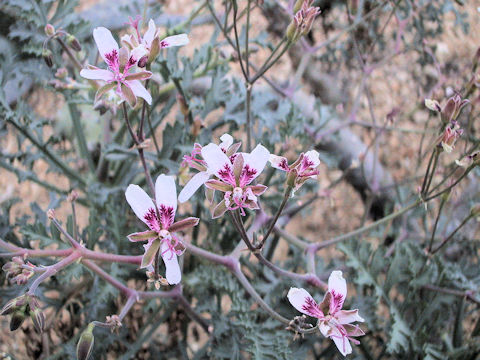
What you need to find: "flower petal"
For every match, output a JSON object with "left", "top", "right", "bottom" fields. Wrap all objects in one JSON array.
[
  {"left": 336, "top": 309, "right": 364, "bottom": 324},
  {"left": 303, "top": 150, "right": 320, "bottom": 168},
  {"left": 125, "top": 79, "right": 152, "bottom": 105},
  {"left": 241, "top": 144, "right": 270, "bottom": 184},
  {"left": 161, "top": 242, "right": 181, "bottom": 284},
  {"left": 269, "top": 154, "right": 290, "bottom": 171},
  {"left": 328, "top": 270, "right": 347, "bottom": 313},
  {"left": 93, "top": 27, "right": 119, "bottom": 66},
  {"left": 160, "top": 34, "right": 189, "bottom": 48},
  {"left": 143, "top": 19, "right": 157, "bottom": 48},
  {"left": 80, "top": 68, "right": 114, "bottom": 81},
  {"left": 219, "top": 133, "right": 233, "bottom": 151},
  {"left": 287, "top": 287, "right": 323, "bottom": 318},
  {"left": 202, "top": 143, "right": 235, "bottom": 185},
  {"left": 125, "top": 184, "right": 157, "bottom": 228},
  {"left": 155, "top": 174, "right": 177, "bottom": 229},
  {"left": 178, "top": 171, "right": 210, "bottom": 203},
  {"left": 331, "top": 328, "right": 353, "bottom": 356}
]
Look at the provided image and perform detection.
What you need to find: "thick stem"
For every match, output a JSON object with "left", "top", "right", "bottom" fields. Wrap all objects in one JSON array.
[{"left": 28, "top": 251, "right": 82, "bottom": 295}]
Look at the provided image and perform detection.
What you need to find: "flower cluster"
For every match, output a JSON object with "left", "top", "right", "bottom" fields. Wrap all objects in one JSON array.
[
  {"left": 2, "top": 256, "right": 35, "bottom": 285},
  {"left": 288, "top": 271, "right": 364, "bottom": 356}
]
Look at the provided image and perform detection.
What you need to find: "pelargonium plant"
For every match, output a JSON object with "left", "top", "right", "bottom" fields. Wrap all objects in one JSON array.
[{"left": 1, "top": 0, "right": 480, "bottom": 359}]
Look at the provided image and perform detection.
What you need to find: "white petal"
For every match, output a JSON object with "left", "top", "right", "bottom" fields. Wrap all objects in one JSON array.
[
  {"left": 125, "top": 79, "right": 152, "bottom": 105},
  {"left": 304, "top": 150, "right": 320, "bottom": 168},
  {"left": 242, "top": 144, "right": 270, "bottom": 180},
  {"left": 336, "top": 309, "right": 364, "bottom": 324},
  {"left": 161, "top": 34, "right": 189, "bottom": 48},
  {"left": 125, "top": 184, "right": 155, "bottom": 226},
  {"left": 219, "top": 133, "right": 233, "bottom": 151},
  {"left": 155, "top": 174, "right": 177, "bottom": 214},
  {"left": 287, "top": 287, "right": 323, "bottom": 318},
  {"left": 80, "top": 68, "right": 114, "bottom": 81},
  {"left": 93, "top": 27, "right": 119, "bottom": 64},
  {"left": 161, "top": 242, "right": 181, "bottom": 284},
  {"left": 328, "top": 271, "right": 347, "bottom": 300},
  {"left": 201, "top": 143, "right": 233, "bottom": 176},
  {"left": 331, "top": 328, "right": 353, "bottom": 356},
  {"left": 130, "top": 45, "right": 147, "bottom": 62},
  {"left": 143, "top": 19, "right": 157, "bottom": 48},
  {"left": 178, "top": 171, "right": 210, "bottom": 203},
  {"left": 269, "top": 154, "right": 290, "bottom": 171}
]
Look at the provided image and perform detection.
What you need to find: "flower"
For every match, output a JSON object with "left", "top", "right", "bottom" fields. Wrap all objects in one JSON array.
[
  {"left": 439, "top": 121, "right": 463, "bottom": 153},
  {"left": 287, "top": 271, "right": 364, "bottom": 356},
  {"left": 269, "top": 150, "right": 320, "bottom": 192},
  {"left": 178, "top": 134, "right": 242, "bottom": 203},
  {"left": 455, "top": 151, "right": 479, "bottom": 167},
  {"left": 179, "top": 136, "right": 270, "bottom": 218},
  {"left": 122, "top": 18, "right": 189, "bottom": 66},
  {"left": 125, "top": 175, "right": 199, "bottom": 284},
  {"left": 80, "top": 27, "right": 152, "bottom": 107}
]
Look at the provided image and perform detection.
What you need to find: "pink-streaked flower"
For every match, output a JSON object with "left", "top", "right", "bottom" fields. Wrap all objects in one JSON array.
[
  {"left": 178, "top": 134, "right": 242, "bottom": 203},
  {"left": 439, "top": 121, "right": 463, "bottom": 153},
  {"left": 122, "top": 18, "right": 189, "bottom": 66},
  {"left": 80, "top": 27, "right": 152, "bottom": 107},
  {"left": 202, "top": 143, "right": 269, "bottom": 217},
  {"left": 287, "top": 271, "right": 365, "bottom": 356},
  {"left": 125, "top": 175, "right": 199, "bottom": 284},
  {"left": 269, "top": 150, "right": 320, "bottom": 192}
]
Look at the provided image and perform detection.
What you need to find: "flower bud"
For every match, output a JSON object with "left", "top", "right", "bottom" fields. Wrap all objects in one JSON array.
[
  {"left": 286, "top": 168, "right": 298, "bottom": 188},
  {"left": 470, "top": 204, "right": 480, "bottom": 217},
  {"left": 47, "top": 208, "right": 56, "bottom": 219},
  {"left": 30, "top": 308, "right": 46, "bottom": 333},
  {"left": 43, "top": 49, "right": 53, "bottom": 68},
  {"left": 293, "top": 0, "right": 305, "bottom": 13},
  {"left": 10, "top": 310, "right": 27, "bottom": 331},
  {"left": 424, "top": 99, "right": 441, "bottom": 112},
  {"left": 137, "top": 55, "right": 148, "bottom": 68},
  {"left": 44, "top": 24, "right": 55, "bottom": 37},
  {"left": 177, "top": 94, "right": 189, "bottom": 116},
  {"left": 77, "top": 323, "right": 95, "bottom": 360},
  {"left": 286, "top": 21, "right": 301, "bottom": 43},
  {"left": 66, "top": 34, "right": 82, "bottom": 52},
  {"left": 67, "top": 190, "right": 79, "bottom": 202}
]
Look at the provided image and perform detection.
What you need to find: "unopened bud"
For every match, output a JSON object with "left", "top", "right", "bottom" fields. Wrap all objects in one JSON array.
[
  {"left": 470, "top": 204, "right": 480, "bottom": 217},
  {"left": 68, "top": 190, "right": 79, "bottom": 202},
  {"left": 137, "top": 55, "right": 148, "bottom": 68},
  {"left": 47, "top": 209, "right": 55, "bottom": 220},
  {"left": 293, "top": 0, "right": 305, "bottom": 13},
  {"left": 286, "top": 168, "right": 298, "bottom": 188},
  {"left": 425, "top": 99, "right": 441, "bottom": 112},
  {"left": 66, "top": 34, "right": 82, "bottom": 52},
  {"left": 43, "top": 49, "right": 53, "bottom": 68},
  {"left": 286, "top": 20, "right": 301, "bottom": 43},
  {"left": 77, "top": 323, "right": 95, "bottom": 360},
  {"left": 10, "top": 310, "right": 27, "bottom": 331},
  {"left": 30, "top": 308, "right": 46, "bottom": 333},
  {"left": 44, "top": 24, "right": 55, "bottom": 37}
]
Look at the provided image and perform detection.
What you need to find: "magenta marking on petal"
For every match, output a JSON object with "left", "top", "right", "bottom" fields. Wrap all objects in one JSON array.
[
  {"left": 144, "top": 208, "right": 160, "bottom": 231},
  {"left": 217, "top": 163, "right": 236, "bottom": 186},
  {"left": 158, "top": 205, "right": 175, "bottom": 229},
  {"left": 279, "top": 158, "right": 290, "bottom": 171},
  {"left": 301, "top": 297, "right": 323, "bottom": 318},
  {"left": 239, "top": 164, "right": 257, "bottom": 187},
  {"left": 329, "top": 290, "right": 344, "bottom": 314},
  {"left": 160, "top": 40, "right": 167, "bottom": 48},
  {"left": 105, "top": 49, "right": 119, "bottom": 70},
  {"left": 299, "top": 156, "right": 315, "bottom": 174}
]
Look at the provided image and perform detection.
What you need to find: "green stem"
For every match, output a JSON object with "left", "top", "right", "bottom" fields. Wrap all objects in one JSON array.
[
  {"left": 427, "top": 195, "right": 446, "bottom": 253},
  {"left": 431, "top": 214, "right": 474, "bottom": 254}
]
